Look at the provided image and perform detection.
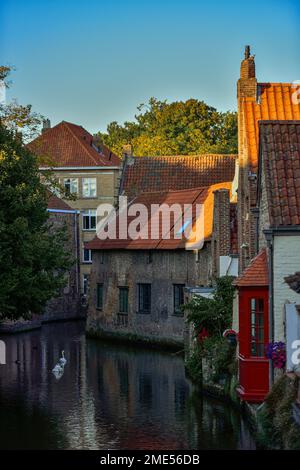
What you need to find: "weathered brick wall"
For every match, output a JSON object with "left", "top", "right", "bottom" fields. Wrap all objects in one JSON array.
[
  {"left": 211, "top": 189, "right": 231, "bottom": 278},
  {"left": 87, "top": 246, "right": 212, "bottom": 345},
  {"left": 273, "top": 235, "right": 300, "bottom": 341},
  {"left": 236, "top": 54, "right": 258, "bottom": 273},
  {"left": 258, "top": 162, "right": 270, "bottom": 250}
]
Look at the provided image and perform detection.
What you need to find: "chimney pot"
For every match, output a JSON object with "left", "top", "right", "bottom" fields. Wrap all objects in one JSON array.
[
  {"left": 42, "top": 118, "right": 51, "bottom": 133},
  {"left": 244, "top": 45, "right": 251, "bottom": 60}
]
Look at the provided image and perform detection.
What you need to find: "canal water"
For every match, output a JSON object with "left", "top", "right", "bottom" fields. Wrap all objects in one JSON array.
[{"left": 0, "top": 321, "right": 255, "bottom": 450}]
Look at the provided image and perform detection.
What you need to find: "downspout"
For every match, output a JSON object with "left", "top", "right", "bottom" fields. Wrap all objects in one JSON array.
[
  {"left": 74, "top": 211, "right": 80, "bottom": 295},
  {"left": 264, "top": 229, "right": 274, "bottom": 387}
]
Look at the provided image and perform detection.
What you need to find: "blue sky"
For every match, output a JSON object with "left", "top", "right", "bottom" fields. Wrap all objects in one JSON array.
[{"left": 1, "top": 0, "right": 299, "bottom": 134}]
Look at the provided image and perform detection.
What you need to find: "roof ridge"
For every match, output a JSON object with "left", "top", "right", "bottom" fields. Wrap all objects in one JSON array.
[
  {"left": 132, "top": 153, "right": 237, "bottom": 159},
  {"left": 62, "top": 121, "right": 101, "bottom": 166}
]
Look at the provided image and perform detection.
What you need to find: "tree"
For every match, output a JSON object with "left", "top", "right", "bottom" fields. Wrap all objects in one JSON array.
[
  {"left": 97, "top": 97, "right": 237, "bottom": 156},
  {"left": 0, "top": 123, "right": 72, "bottom": 320},
  {"left": 0, "top": 66, "right": 43, "bottom": 142},
  {"left": 185, "top": 276, "right": 235, "bottom": 338}
]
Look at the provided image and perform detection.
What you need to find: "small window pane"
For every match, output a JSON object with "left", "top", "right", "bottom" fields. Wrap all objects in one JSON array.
[
  {"left": 250, "top": 297, "right": 265, "bottom": 358},
  {"left": 83, "top": 248, "right": 92, "bottom": 263},
  {"left": 138, "top": 284, "right": 151, "bottom": 314},
  {"left": 173, "top": 284, "right": 185, "bottom": 315},
  {"left": 119, "top": 287, "right": 129, "bottom": 314},
  {"left": 82, "top": 178, "right": 97, "bottom": 198}
]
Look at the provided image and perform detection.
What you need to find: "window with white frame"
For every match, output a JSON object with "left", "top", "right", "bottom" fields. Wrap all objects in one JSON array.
[
  {"left": 64, "top": 178, "right": 78, "bottom": 195},
  {"left": 83, "top": 248, "right": 92, "bottom": 263},
  {"left": 82, "top": 178, "right": 97, "bottom": 198},
  {"left": 82, "top": 209, "right": 96, "bottom": 230}
]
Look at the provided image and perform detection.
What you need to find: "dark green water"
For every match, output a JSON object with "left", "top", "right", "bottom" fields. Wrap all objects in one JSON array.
[{"left": 0, "top": 321, "right": 255, "bottom": 450}]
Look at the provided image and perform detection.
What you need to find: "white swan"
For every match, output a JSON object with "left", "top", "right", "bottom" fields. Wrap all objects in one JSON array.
[
  {"left": 59, "top": 350, "right": 67, "bottom": 366},
  {"left": 52, "top": 350, "right": 67, "bottom": 380}
]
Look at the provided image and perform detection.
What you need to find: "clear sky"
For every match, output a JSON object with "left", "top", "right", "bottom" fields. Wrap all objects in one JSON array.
[{"left": 1, "top": 0, "right": 299, "bottom": 134}]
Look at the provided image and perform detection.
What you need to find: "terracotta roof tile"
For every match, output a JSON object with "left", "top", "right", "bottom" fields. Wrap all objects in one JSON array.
[
  {"left": 243, "top": 83, "right": 300, "bottom": 171},
  {"left": 259, "top": 120, "right": 300, "bottom": 227},
  {"left": 234, "top": 249, "right": 269, "bottom": 287},
  {"left": 46, "top": 191, "right": 73, "bottom": 211},
  {"left": 121, "top": 154, "right": 237, "bottom": 199},
  {"left": 87, "top": 182, "right": 232, "bottom": 251},
  {"left": 28, "top": 121, "right": 120, "bottom": 167}
]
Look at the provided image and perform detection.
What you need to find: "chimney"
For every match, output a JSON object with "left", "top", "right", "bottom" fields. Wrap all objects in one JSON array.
[
  {"left": 42, "top": 118, "right": 51, "bottom": 134},
  {"left": 238, "top": 45, "right": 257, "bottom": 99}
]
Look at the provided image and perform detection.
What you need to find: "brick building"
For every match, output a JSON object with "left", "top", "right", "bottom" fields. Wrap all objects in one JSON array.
[
  {"left": 234, "top": 120, "right": 300, "bottom": 402},
  {"left": 236, "top": 46, "right": 300, "bottom": 272},
  {"left": 28, "top": 121, "right": 120, "bottom": 296},
  {"left": 86, "top": 182, "right": 233, "bottom": 346}
]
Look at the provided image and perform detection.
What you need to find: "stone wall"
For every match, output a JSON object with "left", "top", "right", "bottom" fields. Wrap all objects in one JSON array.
[{"left": 87, "top": 246, "right": 212, "bottom": 346}]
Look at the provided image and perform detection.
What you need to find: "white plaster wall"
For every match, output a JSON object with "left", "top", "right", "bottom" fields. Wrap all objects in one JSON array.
[{"left": 273, "top": 235, "right": 300, "bottom": 341}]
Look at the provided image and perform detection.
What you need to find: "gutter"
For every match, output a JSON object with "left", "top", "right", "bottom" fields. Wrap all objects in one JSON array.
[
  {"left": 40, "top": 166, "right": 120, "bottom": 171},
  {"left": 47, "top": 208, "right": 80, "bottom": 214}
]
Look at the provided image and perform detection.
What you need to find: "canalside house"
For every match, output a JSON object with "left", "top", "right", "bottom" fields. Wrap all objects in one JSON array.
[
  {"left": 86, "top": 182, "right": 233, "bottom": 347},
  {"left": 235, "top": 120, "right": 300, "bottom": 402},
  {"left": 28, "top": 120, "right": 120, "bottom": 299},
  {"left": 236, "top": 46, "right": 300, "bottom": 273}
]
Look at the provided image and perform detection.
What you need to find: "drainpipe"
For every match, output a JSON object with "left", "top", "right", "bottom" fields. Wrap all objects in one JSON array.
[{"left": 264, "top": 229, "right": 274, "bottom": 388}]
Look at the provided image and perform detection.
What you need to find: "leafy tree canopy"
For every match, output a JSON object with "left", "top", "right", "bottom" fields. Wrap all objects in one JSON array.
[
  {"left": 0, "top": 66, "right": 43, "bottom": 142},
  {"left": 0, "top": 66, "right": 72, "bottom": 320},
  {"left": 97, "top": 97, "right": 237, "bottom": 156},
  {"left": 0, "top": 123, "right": 72, "bottom": 320}
]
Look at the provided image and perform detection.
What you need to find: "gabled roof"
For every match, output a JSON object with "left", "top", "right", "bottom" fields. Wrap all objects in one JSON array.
[
  {"left": 234, "top": 249, "right": 269, "bottom": 287},
  {"left": 47, "top": 191, "right": 73, "bottom": 211},
  {"left": 28, "top": 121, "right": 120, "bottom": 168},
  {"left": 243, "top": 83, "right": 300, "bottom": 171},
  {"left": 87, "top": 182, "right": 232, "bottom": 251},
  {"left": 259, "top": 120, "right": 300, "bottom": 227},
  {"left": 121, "top": 154, "right": 237, "bottom": 199}
]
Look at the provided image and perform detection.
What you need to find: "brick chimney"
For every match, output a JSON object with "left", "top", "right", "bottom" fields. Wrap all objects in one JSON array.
[
  {"left": 42, "top": 118, "right": 51, "bottom": 134},
  {"left": 238, "top": 45, "right": 257, "bottom": 99}
]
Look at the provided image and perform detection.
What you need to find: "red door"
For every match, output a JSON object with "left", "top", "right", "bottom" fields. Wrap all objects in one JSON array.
[{"left": 238, "top": 287, "right": 269, "bottom": 402}]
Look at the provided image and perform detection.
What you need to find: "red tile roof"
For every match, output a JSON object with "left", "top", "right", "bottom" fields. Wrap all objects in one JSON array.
[
  {"left": 234, "top": 249, "right": 269, "bottom": 287},
  {"left": 28, "top": 121, "right": 120, "bottom": 167},
  {"left": 47, "top": 191, "right": 73, "bottom": 211},
  {"left": 259, "top": 120, "right": 300, "bottom": 227},
  {"left": 243, "top": 83, "right": 300, "bottom": 171},
  {"left": 87, "top": 182, "right": 232, "bottom": 251},
  {"left": 121, "top": 154, "right": 237, "bottom": 198}
]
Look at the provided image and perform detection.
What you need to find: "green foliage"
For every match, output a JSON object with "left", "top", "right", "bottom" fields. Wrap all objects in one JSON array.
[
  {"left": 185, "top": 276, "right": 235, "bottom": 337},
  {"left": 0, "top": 123, "right": 72, "bottom": 320},
  {"left": 97, "top": 97, "right": 237, "bottom": 156},
  {"left": 0, "top": 66, "right": 43, "bottom": 141},
  {"left": 257, "top": 375, "right": 300, "bottom": 449}
]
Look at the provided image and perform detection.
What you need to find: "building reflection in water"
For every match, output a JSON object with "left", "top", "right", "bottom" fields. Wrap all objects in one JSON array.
[{"left": 0, "top": 321, "right": 255, "bottom": 449}]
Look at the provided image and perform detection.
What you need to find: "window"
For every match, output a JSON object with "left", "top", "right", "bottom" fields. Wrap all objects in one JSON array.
[
  {"left": 138, "top": 283, "right": 151, "bottom": 314},
  {"left": 82, "top": 178, "right": 97, "bottom": 198},
  {"left": 64, "top": 178, "right": 78, "bottom": 195},
  {"left": 119, "top": 287, "right": 129, "bottom": 314},
  {"left": 83, "top": 274, "right": 89, "bottom": 296},
  {"left": 97, "top": 283, "right": 103, "bottom": 310},
  {"left": 250, "top": 298, "right": 265, "bottom": 357},
  {"left": 173, "top": 284, "right": 185, "bottom": 315},
  {"left": 83, "top": 248, "right": 92, "bottom": 263},
  {"left": 83, "top": 209, "right": 96, "bottom": 230}
]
